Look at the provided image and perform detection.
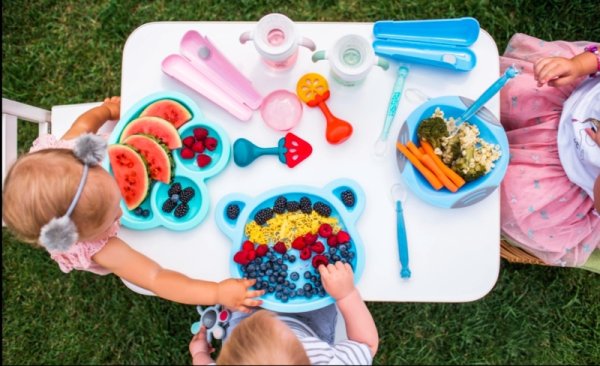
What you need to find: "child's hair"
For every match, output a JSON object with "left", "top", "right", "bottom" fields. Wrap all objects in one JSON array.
[
  {"left": 2, "top": 148, "right": 116, "bottom": 246},
  {"left": 217, "top": 310, "right": 310, "bottom": 365}
]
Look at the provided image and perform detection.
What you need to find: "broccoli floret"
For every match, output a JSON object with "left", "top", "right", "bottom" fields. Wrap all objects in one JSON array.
[
  {"left": 451, "top": 146, "right": 487, "bottom": 182},
  {"left": 416, "top": 117, "right": 448, "bottom": 149},
  {"left": 441, "top": 133, "right": 463, "bottom": 165}
]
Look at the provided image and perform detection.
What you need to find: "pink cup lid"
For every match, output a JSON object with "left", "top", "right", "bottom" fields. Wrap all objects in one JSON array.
[{"left": 260, "top": 89, "right": 303, "bottom": 131}]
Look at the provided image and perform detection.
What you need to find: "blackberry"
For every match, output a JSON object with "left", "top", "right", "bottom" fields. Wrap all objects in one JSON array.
[
  {"left": 273, "top": 196, "right": 287, "bottom": 214},
  {"left": 179, "top": 187, "right": 195, "bottom": 203},
  {"left": 286, "top": 200, "right": 300, "bottom": 212},
  {"left": 174, "top": 203, "right": 189, "bottom": 218},
  {"left": 340, "top": 189, "right": 355, "bottom": 207},
  {"left": 299, "top": 197, "right": 312, "bottom": 214},
  {"left": 133, "top": 207, "right": 143, "bottom": 216},
  {"left": 168, "top": 182, "right": 182, "bottom": 196},
  {"left": 313, "top": 202, "right": 332, "bottom": 217},
  {"left": 162, "top": 199, "right": 177, "bottom": 213},
  {"left": 141, "top": 209, "right": 150, "bottom": 218},
  {"left": 226, "top": 204, "right": 241, "bottom": 220},
  {"left": 254, "top": 208, "right": 274, "bottom": 225}
]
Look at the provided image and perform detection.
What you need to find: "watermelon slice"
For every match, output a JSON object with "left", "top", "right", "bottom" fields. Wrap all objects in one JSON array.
[
  {"left": 108, "top": 144, "right": 150, "bottom": 210},
  {"left": 123, "top": 134, "right": 174, "bottom": 184},
  {"left": 140, "top": 99, "right": 192, "bottom": 129},
  {"left": 120, "top": 117, "right": 182, "bottom": 149}
]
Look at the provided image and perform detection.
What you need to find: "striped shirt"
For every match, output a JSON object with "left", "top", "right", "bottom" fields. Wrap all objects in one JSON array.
[{"left": 278, "top": 315, "right": 372, "bottom": 365}]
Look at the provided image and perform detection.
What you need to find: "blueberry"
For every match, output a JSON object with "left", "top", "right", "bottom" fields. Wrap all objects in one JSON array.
[
  {"left": 281, "top": 264, "right": 288, "bottom": 271},
  {"left": 281, "top": 294, "right": 289, "bottom": 302},
  {"left": 247, "top": 264, "right": 256, "bottom": 271},
  {"left": 269, "top": 275, "right": 276, "bottom": 283},
  {"left": 332, "top": 255, "right": 341, "bottom": 262},
  {"left": 305, "top": 291, "right": 313, "bottom": 299},
  {"left": 267, "top": 286, "right": 275, "bottom": 293},
  {"left": 279, "top": 271, "right": 287, "bottom": 278},
  {"left": 341, "top": 259, "right": 348, "bottom": 264},
  {"left": 311, "top": 275, "right": 317, "bottom": 283},
  {"left": 290, "top": 272, "right": 299, "bottom": 281},
  {"left": 303, "top": 283, "right": 313, "bottom": 292},
  {"left": 254, "top": 257, "right": 263, "bottom": 264},
  {"left": 276, "top": 258, "right": 283, "bottom": 265},
  {"left": 266, "top": 269, "right": 273, "bottom": 276},
  {"left": 304, "top": 271, "right": 312, "bottom": 279},
  {"left": 341, "top": 251, "right": 349, "bottom": 259},
  {"left": 277, "top": 276, "right": 285, "bottom": 284},
  {"left": 296, "top": 289, "right": 305, "bottom": 297},
  {"left": 275, "top": 284, "right": 283, "bottom": 292},
  {"left": 275, "top": 292, "right": 282, "bottom": 300},
  {"left": 318, "top": 289, "right": 326, "bottom": 297},
  {"left": 283, "top": 280, "right": 290, "bottom": 287},
  {"left": 339, "top": 244, "right": 348, "bottom": 252},
  {"left": 289, "top": 283, "right": 296, "bottom": 290},
  {"left": 289, "top": 291, "right": 296, "bottom": 298},
  {"left": 254, "top": 282, "right": 262, "bottom": 290},
  {"left": 329, "top": 247, "right": 337, "bottom": 255},
  {"left": 288, "top": 255, "right": 296, "bottom": 263},
  {"left": 260, "top": 264, "right": 267, "bottom": 271},
  {"left": 282, "top": 287, "right": 290, "bottom": 295},
  {"left": 283, "top": 253, "right": 289, "bottom": 261}
]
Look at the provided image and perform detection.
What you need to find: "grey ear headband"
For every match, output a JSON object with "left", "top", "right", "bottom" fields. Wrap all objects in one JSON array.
[{"left": 39, "top": 134, "right": 108, "bottom": 252}]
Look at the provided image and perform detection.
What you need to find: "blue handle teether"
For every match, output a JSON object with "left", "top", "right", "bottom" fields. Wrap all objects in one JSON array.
[
  {"left": 396, "top": 201, "right": 411, "bottom": 279},
  {"left": 233, "top": 138, "right": 285, "bottom": 167}
]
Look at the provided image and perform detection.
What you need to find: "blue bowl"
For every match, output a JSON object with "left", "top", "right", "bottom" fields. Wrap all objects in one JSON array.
[
  {"left": 396, "top": 96, "right": 509, "bottom": 209},
  {"left": 215, "top": 179, "right": 365, "bottom": 313},
  {"left": 103, "top": 91, "right": 231, "bottom": 231}
]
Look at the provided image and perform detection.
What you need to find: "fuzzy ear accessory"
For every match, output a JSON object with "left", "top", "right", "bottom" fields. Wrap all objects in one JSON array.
[{"left": 39, "top": 134, "right": 107, "bottom": 252}]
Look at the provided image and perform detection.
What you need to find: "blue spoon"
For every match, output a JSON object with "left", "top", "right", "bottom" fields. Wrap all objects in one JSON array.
[
  {"left": 375, "top": 65, "right": 409, "bottom": 157},
  {"left": 391, "top": 183, "right": 411, "bottom": 279}
]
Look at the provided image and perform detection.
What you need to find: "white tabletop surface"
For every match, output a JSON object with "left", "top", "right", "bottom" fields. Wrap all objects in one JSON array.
[{"left": 118, "top": 21, "right": 501, "bottom": 302}]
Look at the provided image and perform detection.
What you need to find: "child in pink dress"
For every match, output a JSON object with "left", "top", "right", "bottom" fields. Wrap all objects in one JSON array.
[
  {"left": 2, "top": 97, "right": 264, "bottom": 310},
  {"left": 499, "top": 34, "right": 600, "bottom": 267}
]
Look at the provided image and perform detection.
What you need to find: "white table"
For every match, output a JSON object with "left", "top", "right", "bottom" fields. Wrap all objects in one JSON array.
[{"left": 119, "top": 21, "right": 500, "bottom": 302}]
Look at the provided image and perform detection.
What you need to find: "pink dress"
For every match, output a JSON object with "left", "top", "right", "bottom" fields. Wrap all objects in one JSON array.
[
  {"left": 499, "top": 33, "right": 600, "bottom": 267},
  {"left": 30, "top": 134, "right": 118, "bottom": 275}
]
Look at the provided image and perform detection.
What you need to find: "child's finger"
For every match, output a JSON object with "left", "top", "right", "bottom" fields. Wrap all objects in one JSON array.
[
  {"left": 242, "top": 278, "right": 257, "bottom": 288},
  {"left": 242, "top": 297, "right": 263, "bottom": 308},
  {"left": 246, "top": 289, "right": 265, "bottom": 298},
  {"left": 534, "top": 58, "right": 553, "bottom": 79}
]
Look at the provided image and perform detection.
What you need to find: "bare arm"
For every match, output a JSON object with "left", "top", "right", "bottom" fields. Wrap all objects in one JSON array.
[
  {"left": 319, "top": 262, "right": 379, "bottom": 356},
  {"left": 534, "top": 51, "right": 598, "bottom": 87},
  {"left": 61, "top": 96, "right": 121, "bottom": 140},
  {"left": 92, "top": 237, "right": 263, "bottom": 310}
]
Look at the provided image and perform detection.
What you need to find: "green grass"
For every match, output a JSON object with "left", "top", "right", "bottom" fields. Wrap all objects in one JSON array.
[{"left": 3, "top": 0, "right": 600, "bottom": 364}]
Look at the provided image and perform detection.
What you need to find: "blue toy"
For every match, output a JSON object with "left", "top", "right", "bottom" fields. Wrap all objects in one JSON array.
[{"left": 190, "top": 305, "right": 231, "bottom": 343}]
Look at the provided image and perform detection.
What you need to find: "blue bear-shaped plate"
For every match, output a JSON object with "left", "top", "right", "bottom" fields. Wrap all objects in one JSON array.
[
  {"left": 103, "top": 91, "right": 231, "bottom": 231},
  {"left": 215, "top": 178, "right": 365, "bottom": 313},
  {"left": 396, "top": 95, "right": 509, "bottom": 209}
]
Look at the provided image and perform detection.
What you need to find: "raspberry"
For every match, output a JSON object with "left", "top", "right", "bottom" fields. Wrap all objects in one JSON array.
[
  {"left": 292, "top": 237, "right": 306, "bottom": 250},
  {"left": 226, "top": 204, "right": 240, "bottom": 220},
  {"left": 286, "top": 200, "right": 300, "bottom": 212},
  {"left": 246, "top": 250, "right": 257, "bottom": 261},
  {"left": 310, "top": 241, "right": 325, "bottom": 254},
  {"left": 182, "top": 136, "right": 195, "bottom": 148},
  {"left": 304, "top": 233, "right": 317, "bottom": 245},
  {"left": 174, "top": 203, "right": 189, "bottom": 218},
  {"left": 299, "top": 197, "right": 312, "bottom": 214},
  {"left": 242, "top": 240, "right": 254, "bottom": 252},
  {"left": 168, "top": 182, "right": 182, "bottom": 196},
  {"left": 197, "top": 154, "right": 212, "bottom": 168},
  {"left": 318, "top": 223, "right": 333, "bottom": 238},
  {"left": 256, "top": 244, "right": 268, "bottom": 257},
  {"left": 327, "top": 235, "right": 338, "bottom": 246},
  {"left": 204, "top": 137, "right": 218, "bottom": 151},
  {"left": 162, "top": 199, "right": 177, "bottom": 213},
  {"left": 341, "top": 190, "right": 355, "bottom": 207},
  {"left": 273, "top": 196, "right": 287, "bottom": 214},
  {"left": 181, "top": 147, "right": 195, "bottom": 159},
  {"left": 192, "top": 141, "right": 205, "bottom": 153},
  {"left": 193, "top": 127, "right": 209, "bottom": 141},
  {"left": 312, "top": 255, "right": 329, "bottom": 269},
  {"left": 313, "top": 202, "right": 332, "bottom": 217},
  {"left": 234, "top": 250, "right": 250, "bottom": 265},
  {"left": 299, "top": 247, "right": 312, "bottom": 260},
  {"left": 336, "top": 230, "right": 350, "bottom": 244},
  {"left": 254, "top": 208, "right": 274, "bottom": 225},
  {"left": 179, "top": 187, "right": 195, "bottom": 203},
  {"left": 273, "top": 242, "right": 287, "bottom": 254}
]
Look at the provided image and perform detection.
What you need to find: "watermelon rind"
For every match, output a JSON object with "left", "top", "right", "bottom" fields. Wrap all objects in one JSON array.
[
  {"left": 123, "top": 134, "right": 174, "bottom": 184},
  {"left": 120, "top": 116, "right": 182, "bottom": 149},
  {"left": 108, "top": 144, "right": 151, "bottom": 210},
  {"left": 140, "top": 99, "right": 192, "bottom": 129}
]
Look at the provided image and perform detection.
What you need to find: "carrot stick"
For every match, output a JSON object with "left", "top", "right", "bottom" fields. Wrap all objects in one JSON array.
[
  {"left": 406, "top": 141, "right": 425, "bottom": 160},
  {"left": 419, "top": 147, "right": 426, "bottom": 155},
  {"left": 420, "top": 140, "right": 466, "bottom": 188},
  {"left": 420, "top": 154, "right": 459, "bottom": 192},
  {"left": 396, "top": 143, "right": 443, "bottom": 190}
]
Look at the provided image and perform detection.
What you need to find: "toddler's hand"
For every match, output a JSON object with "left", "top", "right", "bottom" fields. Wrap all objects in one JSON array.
[
  {"left": 318, "top": 261, "right": 355, "bottom": 301},
  {"left": 217, "top": 278, "right": 264, "bottom": 313},
  {"left": 103, "top": 96, "right": 121, "bottom": 120},
  {"left": 534, "top": 57, "right": 580, "bottom": 87},
  {"left": 189, "top": 326, "right": 215, "bottom": 365}
]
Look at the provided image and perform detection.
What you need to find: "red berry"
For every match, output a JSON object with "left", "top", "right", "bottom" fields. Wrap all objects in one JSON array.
[
  {"left": 336, "top": 230, "right": 350, "bottom": 244},
  {"left": 299, "top": 247, "right": 311, "bottom": 260},
  {"left": 255, "top": 244, "right": 268, "bottom": 257},
  {"left": 246, "top": 250, "right": 256, "bottom": 261},
  {"left": 241, "top": 240, "right": 254, "bottom": 252},
  {"left": 233, "top": 250, "right": 249, "bottom": 265},
  {"left": 273, "top": 241, "right": 287, "bottom": 254},
  {"left": 312, "top": 254, "right": 329, "bottom": 269},
  {"left": 292, "top": 237, "right": 306, "bottom": 250},
  {"left": 197, "top": 154, "right": 212, "bottom": 168},
  {"left": 182, "top": 136, "right": 195, "bottom": 148},
  {"left": 192, "top": 140, "right": 205, "bottom": 153},
  {"left": 193, "top": 127, "right": 209, "bottom": 141},
  {"left": 204, "top": 137, "right": 218, "bottom": 151},
  {"left": 304, "top": 233, "right": 318, "bottom": 245},
  {"left": 327, "top": 235, "right": 338, "bottom": 247},
  {"left": 180, "top": 147, "right": 195, "bottom": 159},
  {"left": 311, "top": 241, "right": 325, "bottom": 254},
  {"left": 318, "top": 223, "right": 333, "bottom": 238}
]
